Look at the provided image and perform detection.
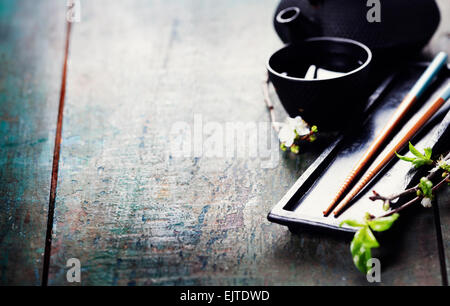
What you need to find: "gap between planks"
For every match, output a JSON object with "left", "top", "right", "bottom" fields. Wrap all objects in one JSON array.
[
  {"left": 433, "top": 194, "right": 449, "bottom": 285},
  {"left": 41, "top": 21, "right": 72, "bottom": 287}
]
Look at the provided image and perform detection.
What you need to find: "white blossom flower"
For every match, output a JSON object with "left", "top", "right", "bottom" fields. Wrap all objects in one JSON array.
[
  {"left": 278, "top": 124, "right": 296, "bottom": 147},
  {"left": 278, "top": 116, "right": 311, "bottom": 148},
  {"left": 421, "top": 197, "right": 432, "bottom": 208},
  {"left": 437, "top": 155, "right": 450, "bottom": 169},
  {"left": 277, "top": 115, "right": 314, "bottom": 154},
  {"left": 286, "top": 116, "right": 310, "bottom": 136},
  {"left": 430, "top": 155, "right": 450, "bottom": 173}
]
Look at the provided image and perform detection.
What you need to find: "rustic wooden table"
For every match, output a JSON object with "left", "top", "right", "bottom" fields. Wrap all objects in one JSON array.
[{"left": 1, "top": 0, "right": 449, "bottom": 285}]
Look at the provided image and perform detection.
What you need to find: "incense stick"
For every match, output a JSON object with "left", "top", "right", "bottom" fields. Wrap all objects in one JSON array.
[
  {"left": 332, "top": 83, "right": 450, "bottom": 216},
  {"left": 323, "top": 52, "right": 448, "bottom": 216}
]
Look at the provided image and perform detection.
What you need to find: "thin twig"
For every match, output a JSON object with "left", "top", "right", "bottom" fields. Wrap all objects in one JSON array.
[
  {"left": 370, "top": 152, "right": 450, "bottom": 202},
  {"left": 380, "top": 173, "right": 449, "bottom": 217},
  {"left": 262, "top": 75, "right": 279, "bottom": 133},
  {"left": 369, "top": 187, "right": 417, "bottom": 202}
]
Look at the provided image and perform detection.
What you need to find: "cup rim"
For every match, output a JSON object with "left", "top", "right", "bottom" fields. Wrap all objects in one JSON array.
[{"left": 267, "top": 37, "right": 372, "bottom": 82}]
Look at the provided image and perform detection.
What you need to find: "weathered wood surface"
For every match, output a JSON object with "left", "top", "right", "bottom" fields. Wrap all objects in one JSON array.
[
  {"left": 0, "top": 0, "right": 66, "bottom": 284},
  {"left": 432, "top": 0, "right": 450, "bottom": 287},
  {"left": 45, "top": 0, "right": 448, "bottom": 285},
  {"left": 438, "top": 188, "right": 450, "bottom": 284},
  {"left": 0, "top": 0, "right": 447, "bottom": 286}
]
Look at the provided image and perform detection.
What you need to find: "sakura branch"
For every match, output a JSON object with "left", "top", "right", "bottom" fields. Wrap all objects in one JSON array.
[
  {"left": 262, "top": 76, "right": 318, "bottom": 154},
  {"left": 340, "top": 143, "right": 450, "bottom": 275},
  {"left": 370, "top": 150, "right": 450, "bottom": 215}
]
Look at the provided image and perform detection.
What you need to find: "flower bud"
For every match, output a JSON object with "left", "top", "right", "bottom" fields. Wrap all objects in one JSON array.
[
  {"left": 383, "top": 200, "right": 390, "bottom": 211},
  {"left": 421, "top": 197, "right": 432, "bottom": 208}
]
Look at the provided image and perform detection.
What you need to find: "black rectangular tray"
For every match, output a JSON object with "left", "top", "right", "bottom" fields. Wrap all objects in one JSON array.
[{"left": 268, "top": 63, "right": 450, "bottom": 233}]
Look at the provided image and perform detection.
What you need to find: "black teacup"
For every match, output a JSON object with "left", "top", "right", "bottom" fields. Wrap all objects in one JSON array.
[{"left": 267, "top": 37, "right": 372, "bottom": 130}]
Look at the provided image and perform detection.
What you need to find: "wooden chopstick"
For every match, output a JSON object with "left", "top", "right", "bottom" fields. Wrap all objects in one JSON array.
[
  {"left": 332, "top": 82, "right": 450, "bottom": 216},
  {"left": 323, "top": 52, "right": 448, "bottom": 216}
]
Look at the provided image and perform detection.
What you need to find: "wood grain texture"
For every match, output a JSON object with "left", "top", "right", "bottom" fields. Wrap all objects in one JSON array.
[
  {"left": 45, "top": 0, "right": 446, "bottom": 285},
  {"left": 431, "top": 0, "right": 450, "bottom": 286},
  {"left": 437, "top": 182, "right": 450, "bottom": 284},
  {"left": 0, "top": 0, "right": 66, "bottom": 285}
]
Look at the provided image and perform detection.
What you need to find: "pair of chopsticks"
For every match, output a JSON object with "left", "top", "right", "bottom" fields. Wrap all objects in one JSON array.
[{"left": 324, "top": 52, "right": 450, "bottom": 217}]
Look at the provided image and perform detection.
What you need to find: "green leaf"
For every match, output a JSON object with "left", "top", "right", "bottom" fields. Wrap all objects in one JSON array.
[
  {"left": 359, "top": 226, "right": 379, "bottom": 248},
  {"left": 368, "top": 213, "right": 399, "bottom": 232},
  {"left": 350, "top": 231, "right": 365, "bottom": 273},
  {"left": 419, "top": 177, "right": 433, "bottom": 198},
  {"left": 395, "top": 151, "right": 415, "bottom": 162},
  {"left": 412, "top": 159, "right": 431, "bottom": 168},
  {"left": 351, "top": 226, "right": 379, "bottom": 251},
  {"left": 424, "top": 147, "right": 432, "bottom": 159},
  {"left": 438, "top": 157, "right": 450, "bottom": 172},
  {"left": 350, "top": 226, "right": 379, "bottom": 274},
  {"left": 396, "top": 144, "right": 433, "bottom": 168},
  {"left": 409, "top": 142, "right": 426, "bottom": 159},
  {"left": 352, "top": 245, "right": 372, "bottom": 274},
  {"left": 340, "top": 219, "right": 366, "bottom": 228},
  {"left": 364, "top": 247, "right": 373, "bottom": 273}
]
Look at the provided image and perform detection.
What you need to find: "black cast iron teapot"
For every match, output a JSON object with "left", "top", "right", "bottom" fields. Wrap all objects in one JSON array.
[{"left": 274, "top": 0, "right": 440, "bottom": 56}]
